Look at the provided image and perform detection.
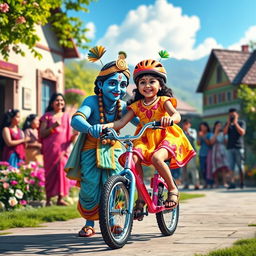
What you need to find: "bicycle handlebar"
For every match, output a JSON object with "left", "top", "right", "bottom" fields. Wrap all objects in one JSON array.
[{"left": 101, "top": 120, "right": 173, "bottom": 142}]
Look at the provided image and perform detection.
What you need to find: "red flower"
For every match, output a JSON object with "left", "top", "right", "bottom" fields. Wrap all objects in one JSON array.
[
  {"left": 0, "top": 3, "right": 9, "bottom": 13},
  {"left": 16, "top": 16, "right": 26, "bottom": 24}
]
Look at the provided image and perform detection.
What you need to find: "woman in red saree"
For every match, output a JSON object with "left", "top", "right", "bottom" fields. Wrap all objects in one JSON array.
[{"left": 40, "top": 93, "right": 77, "bottom": 206}]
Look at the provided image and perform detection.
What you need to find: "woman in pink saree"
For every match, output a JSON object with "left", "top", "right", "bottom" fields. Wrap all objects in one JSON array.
[{"left": 40, "top": 93, "right": 77, "bottom": 206}]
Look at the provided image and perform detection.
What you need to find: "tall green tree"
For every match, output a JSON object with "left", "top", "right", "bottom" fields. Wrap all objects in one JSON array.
[
  {"left": 0, "top": 0, "right": 94, "bottom": 60},
  {"left": 64, "top": 59, "right": 98, "bottom": 106},
  {"left": 238, "top": 84, "right": 256, "bottom": 154}
]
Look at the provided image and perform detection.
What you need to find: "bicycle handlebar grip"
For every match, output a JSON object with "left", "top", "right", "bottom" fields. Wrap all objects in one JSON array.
[
  {"left": 102, "top": 128, "right": 110, "bottom": 134},
  {"left": 154, "top": 120, "right": 174, "bottom": 126}
]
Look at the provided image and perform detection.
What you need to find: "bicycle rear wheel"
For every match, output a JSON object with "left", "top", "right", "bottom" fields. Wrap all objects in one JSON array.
[
  {"left": 156, "top": 183, "right": 179, "bottom": 236},
  {"left": 99, "top": 175, "right": 133, "bottom": 249}
]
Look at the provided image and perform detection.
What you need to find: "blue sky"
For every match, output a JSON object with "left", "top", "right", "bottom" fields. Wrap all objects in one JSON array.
[{"left": 75, "top": 0, "right": 256, "bottom": 64}]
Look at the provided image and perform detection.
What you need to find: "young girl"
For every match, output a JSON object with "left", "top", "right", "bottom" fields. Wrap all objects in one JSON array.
[
  {"left": 0, "top": 109, "right": 29, "bottom": 168},
  {"left": 104, "top": 59, "right": 196, "bottom": 217},
  {"left": 23, "top": 114, "right": 43, "bottom": 165}
]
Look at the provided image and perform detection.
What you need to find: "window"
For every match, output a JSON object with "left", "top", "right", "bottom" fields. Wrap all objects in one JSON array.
[
  {"left": 208, "top": 95, "right": 213, "bottom": 105},
  {"left": 218, "top": 93, "right": 222, "bottom": 103},
  {"left": 226, "top": 91, "right": 232, "bottom": 101},
  {"left": 216, "top": 65, "right": 222, "bottom": 83},
  {"left": 42, "top": 79, "right": 55, "bottom": 113}
]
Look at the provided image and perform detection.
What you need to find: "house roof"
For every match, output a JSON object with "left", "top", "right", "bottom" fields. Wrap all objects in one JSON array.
[
  {"left": 62, "top": 38, "right": 80, "bottom": 59},
  {"left": 197, "top": 49, "right": 253, "bottom": 92},
  {"left": 233, "top": 50, "right": 256, "bottom": 85}
]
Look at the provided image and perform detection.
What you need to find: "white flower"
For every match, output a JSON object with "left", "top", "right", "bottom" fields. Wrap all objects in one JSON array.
[
  {"left": 9, "top": 188, "right": 14, "bottom": 194},
  {"left": 15, "top": 189, "right": 23, "bottom": 199},
  {"left": 0, "top": 201, "right": 5, "bottom": 210},
  {"left": 8, "top": 197, "right": 18, "bottom": 207}
]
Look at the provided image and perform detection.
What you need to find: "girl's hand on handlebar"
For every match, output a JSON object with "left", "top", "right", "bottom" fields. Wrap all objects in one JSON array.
[
  {"left": 88, "top": 124, "right": 103, "bottom": 138},
  {"left": 160, "top": 116, "right": 173, "bottom": 127},
  {"left": 102, "top": 123, "right": 113, "bottom": 129}
]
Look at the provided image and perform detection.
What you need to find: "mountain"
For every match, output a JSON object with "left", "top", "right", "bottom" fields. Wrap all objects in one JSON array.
[{"left": 164, "top": 56, "right": 208, "bottom": 112}]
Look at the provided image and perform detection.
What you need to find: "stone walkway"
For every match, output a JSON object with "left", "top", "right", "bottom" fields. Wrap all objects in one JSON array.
[{"left": 0, "top": 188, "right": 256, "bottom": 256}]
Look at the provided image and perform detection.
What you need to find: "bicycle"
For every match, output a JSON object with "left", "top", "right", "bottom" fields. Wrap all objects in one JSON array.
[{"left": 99, "top": 121, "right": 179, "bottom": 249}]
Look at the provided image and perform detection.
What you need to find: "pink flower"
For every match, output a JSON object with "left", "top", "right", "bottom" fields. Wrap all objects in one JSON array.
[
  {"left": 0, "top": 161, "right": 9, "bottom": 167},
  {"left": 0, "top": 3, "right": 9, "bottom": 13},
  {"left": 16, "top": 16, "right": 26, "bottom": 25},
  {"left": 3, "top": 182, "right": 9, "bottom": 189},
  {"left": 8, "top": 197, "right": 18, "bottom": 207},
  {"left": 24, "top": 177, "right": 29, "bottom": 183},
  {"left": 26, "top": 184, "right": 30, "bottom": 191},
  {"left": 20, "top": 200, "right": 27, "bottom": 205},
  {"left": 39, "top": 181, "right": 45, "bottom": 187},
  {"left": 10, "top": 180, "right": 18, "bottom": 186},
  {"left": 29, "top": 179, "right": 35, "bottom": 185}
]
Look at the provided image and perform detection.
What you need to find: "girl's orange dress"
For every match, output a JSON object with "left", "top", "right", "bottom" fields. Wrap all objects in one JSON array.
[{"left": 122, "top": 96, "right": 196, "bottom": 169}]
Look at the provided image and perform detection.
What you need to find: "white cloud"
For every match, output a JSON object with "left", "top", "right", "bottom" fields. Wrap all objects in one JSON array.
[
  {"left": 97, "top": 0, "right": 222, "bottom": 64},
  {"left": 228, "top": 25, "right": 256, "bottom": 50},
  {"left": 86, "top": 22, "right": 96, "bottom": 40}
]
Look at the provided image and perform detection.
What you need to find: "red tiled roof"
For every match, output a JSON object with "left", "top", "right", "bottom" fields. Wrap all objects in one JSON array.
[
  {"left": 213, "top": 49, "right": 250, "bottom": 81},
  {"left": 197, "top": 49, "right": 256, "bottom": 92}
]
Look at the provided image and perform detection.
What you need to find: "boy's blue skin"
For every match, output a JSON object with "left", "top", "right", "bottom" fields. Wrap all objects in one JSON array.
[
  {"left": 71, "top": 73, "right": 133, "bottom": 137},
  {"left": 71, "top": 72, "right": 138, "bottom": 229}
]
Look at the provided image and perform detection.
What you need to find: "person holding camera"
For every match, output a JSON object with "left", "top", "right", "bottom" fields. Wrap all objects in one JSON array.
[{"left": 223, "top": 108, "right": 246, "bottom": 189}]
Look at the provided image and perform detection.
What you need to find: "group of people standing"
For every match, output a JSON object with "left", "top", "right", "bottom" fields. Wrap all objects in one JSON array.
[
  {"left": 181, "top": 108, "right": 246, "bottom": 190},
  {"left": 0, "top": 93, "right": 78, "bottom": 206}
]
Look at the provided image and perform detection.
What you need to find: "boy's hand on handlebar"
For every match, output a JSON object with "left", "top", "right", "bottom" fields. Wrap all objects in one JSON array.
[
  {"left": 88, "top": 124, "right": 103, "bottom": 138},
  {"left": 160, "top": 116, "right": 173, "bottom": 127}
]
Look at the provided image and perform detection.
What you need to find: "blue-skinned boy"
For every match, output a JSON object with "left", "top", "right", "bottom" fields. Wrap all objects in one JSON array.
[{"left": 65, "top": 52, "right": 137, "bottom": 237}]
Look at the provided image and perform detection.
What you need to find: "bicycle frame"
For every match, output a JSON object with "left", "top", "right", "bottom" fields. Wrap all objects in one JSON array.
[{"left": 102, "top": 121, "right": 169, "bottom": 215}]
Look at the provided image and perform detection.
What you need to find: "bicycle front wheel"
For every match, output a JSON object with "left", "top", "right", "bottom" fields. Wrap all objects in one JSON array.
[
  {"left": 156, "top": 183, "right": 179, "bottom": 236},
  {"left": 99, "top": 175, "right": 133, "bottom": 249}
]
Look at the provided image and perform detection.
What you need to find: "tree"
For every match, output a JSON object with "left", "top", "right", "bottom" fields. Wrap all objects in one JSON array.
[
  {"left": 64, "top": 59, "right": 98, "bottom": 106},
  {"left": 238, "top": 84, "right": 256, "bottom": 155},
  {"left": 0, "top": 0, "right": 93, "bottom": 60}
]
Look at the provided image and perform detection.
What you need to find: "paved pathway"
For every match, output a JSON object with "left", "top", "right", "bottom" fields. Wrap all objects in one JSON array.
[{"left": 0, "top": 188, "right": 256, "bottom": 256}]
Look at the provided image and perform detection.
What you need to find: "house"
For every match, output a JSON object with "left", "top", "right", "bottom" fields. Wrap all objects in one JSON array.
[
  {"left": 0, "top": 24, "right": 79, "bottom": 121},
  {"left": 196, "top": 45, "right": 256, "bottom": 125}
]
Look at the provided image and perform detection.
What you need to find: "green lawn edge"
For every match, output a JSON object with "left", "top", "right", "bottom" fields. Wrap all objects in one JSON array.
[{"left": 195, "top": 238, "right": 256, "bottom": 256}]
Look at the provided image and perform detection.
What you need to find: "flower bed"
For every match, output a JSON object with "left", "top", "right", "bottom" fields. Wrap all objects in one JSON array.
[{"left": 0, "top": 161, "right": 45, "bottom": 211}]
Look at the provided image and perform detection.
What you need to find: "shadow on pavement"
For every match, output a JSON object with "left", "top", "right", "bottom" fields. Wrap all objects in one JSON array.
[{"left": 0, "top": 232, "right": 163, "bottom": 254}]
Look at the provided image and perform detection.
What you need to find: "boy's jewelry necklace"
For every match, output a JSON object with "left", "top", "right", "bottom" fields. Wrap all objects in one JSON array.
[
  {"left": 98, "top": 93, "right": 122, "bottom": 145},
  {"left": 143, "top": 97, "right": 158, "bottom": 106}
]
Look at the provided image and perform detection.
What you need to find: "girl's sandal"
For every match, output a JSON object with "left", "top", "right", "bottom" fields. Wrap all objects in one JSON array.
[
  {"left": 133, "top": 199, "right": 145, "bottom": 221},
  {"left": 78, "top": 225, "right": 95, "bottom": 237},
  {"left": 165, "top": 191, "right": 179, "bottom": 209}
]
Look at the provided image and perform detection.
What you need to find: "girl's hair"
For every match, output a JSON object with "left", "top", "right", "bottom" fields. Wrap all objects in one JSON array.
[
  {"left": 198, "top": 121, "right": 210, "bottom": 133},
  {"left": 128, "top": 73, "right": 173, "bottom": 105},
  {"left": 213, "top": 120, "right": 221, "bottom": 133},
  {"left": 23, "top": 114, "right": 37, "bottom": 130},
  {"left": 45, "top": 93, "right": 66, "bottom": 113},
  {"left": 94, "top": 61, "right": 130, "bottom": 95},
  {"left": 0, "top": 109, "right": 20, "bottom": 149}
]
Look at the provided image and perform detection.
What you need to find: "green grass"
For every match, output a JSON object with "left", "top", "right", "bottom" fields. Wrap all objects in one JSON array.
[
  {"left": 0, "top": 192, "right": 203, "bottom": 231},
  {"left": 195, "top": 238, "right": 256, "bottom": 256},
  {"left": 180, "top": 192, "right": 205, "bottom": 201},
  {"left": 0, "top": 204, "right": 80, "bottom": 231},
  {"left": 248, "top": 224, "right": 256, "bottom": 227}
]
